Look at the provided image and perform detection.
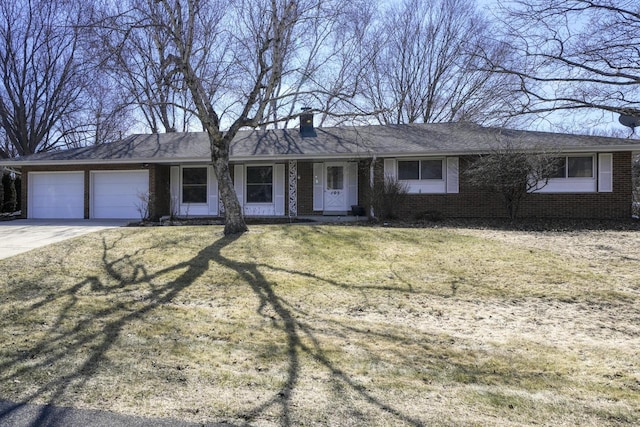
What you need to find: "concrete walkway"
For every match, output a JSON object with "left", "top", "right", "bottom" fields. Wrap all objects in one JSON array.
[{"left": 0, "top": 219, "right": 131, "bottom": 260}]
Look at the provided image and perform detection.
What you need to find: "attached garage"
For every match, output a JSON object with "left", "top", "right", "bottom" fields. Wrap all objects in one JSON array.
[
  {"left": 91, "top": 170, "right": 149, "bottom": 219},
  {"left": 28, "top": 172, "right": 85, "bottom": 219}
]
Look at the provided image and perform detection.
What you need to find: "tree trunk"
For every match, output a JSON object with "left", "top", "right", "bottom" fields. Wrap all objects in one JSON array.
[{"left": 210, "top": 145, "right": 247, "bottom": 235}]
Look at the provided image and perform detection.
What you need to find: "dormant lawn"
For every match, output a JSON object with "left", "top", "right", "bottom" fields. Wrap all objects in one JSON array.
[{"left": 0, "top": 223, "right": 638, "bottom": 426}]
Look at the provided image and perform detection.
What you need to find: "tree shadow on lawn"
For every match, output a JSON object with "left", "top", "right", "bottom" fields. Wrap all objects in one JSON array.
[
  {"left": 0, "top": 230, "right": 427, "bottom": 427},
  {"left": 0, "top": 232, "right": 229, "bottom": 425}
]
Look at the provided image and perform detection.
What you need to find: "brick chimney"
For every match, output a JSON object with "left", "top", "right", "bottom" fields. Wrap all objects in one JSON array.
[{"left": 299, "top": 107, "right": 316, "bottom": 137}]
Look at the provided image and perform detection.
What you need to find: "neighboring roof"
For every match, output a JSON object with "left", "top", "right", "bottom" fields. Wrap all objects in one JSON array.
[{"left": 2, "top": 122, "right": 639, "bottom": 166}]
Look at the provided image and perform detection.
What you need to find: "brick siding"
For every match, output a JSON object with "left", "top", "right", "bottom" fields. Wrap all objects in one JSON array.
[
  {"left": 150, "top": 164, "right": 171, "bottom": 220},
  {"left": 376, "top": 152, "right": 632, "bottom": 220},
  {"left": 296, "top": 161, "right": 316, "bottom": 215}
]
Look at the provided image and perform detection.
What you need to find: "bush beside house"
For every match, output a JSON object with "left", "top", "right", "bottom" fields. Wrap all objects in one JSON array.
[{"left": 1, "top": 172, "right": 19, "bottom": 214}]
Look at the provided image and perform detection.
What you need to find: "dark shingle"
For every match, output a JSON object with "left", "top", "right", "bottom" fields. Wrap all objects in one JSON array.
[{"left": 3, "top": 123, "right": 639, "bottom": 166}]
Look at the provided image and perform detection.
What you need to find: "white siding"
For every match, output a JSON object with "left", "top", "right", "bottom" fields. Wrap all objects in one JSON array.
[
  {"left": 535, "top": 179, "right": 597, "bottom": 193},
  {"left": 403, "top": 180, "right": 446, "bottom": 194}
]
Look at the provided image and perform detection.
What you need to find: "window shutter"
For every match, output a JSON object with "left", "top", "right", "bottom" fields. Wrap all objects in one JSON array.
[
  {"left": 234, "top": 165, "right": 244, "bottom": 207},
  {"left": 446, "top": 157, "right": 459, "bottom": 194},
  {"left": 383, "top": 159, "right": 396, "bottom": 180},
  {"left": 208, "top": 166, "right": 219, "bottom": 215},
  {"left": 347, "top": 162, "right": 358, "bottom": 207},
  {"left": 313, "top": 163, "right": 324, "bottom": 211},
  {"left": 170, "top": 166, "right": 180, "bottom": 208},
  {"left": 598, "top": 153, "right": 613, "bottom": 193},
  {"left": 274, "top": 164, "right": 285, "bottom": 215}
]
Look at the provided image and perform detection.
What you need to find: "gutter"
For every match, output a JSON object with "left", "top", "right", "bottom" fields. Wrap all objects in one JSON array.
[
  {"left": 0, "top": 153, "right": 378, "bottom": 167},
  {"left": 1, "top": 145, "right": 638, "bottom": 168}
]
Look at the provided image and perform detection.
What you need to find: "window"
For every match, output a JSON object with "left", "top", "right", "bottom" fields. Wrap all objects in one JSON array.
[
  {"left": 568, "top": 157, "right": 593, "bottom": 177},
  {"left": 398, "top": 161, "right": 419, "bottom": 180},
  {"left": 398, "top": 159, "right": 443, "bottom": 180},
  {"left": 326, "top": 166, "right": 344, "bottom": 190},
  {"left": 548, "top": 158, "right": 567, "bottom": 179},
  {"left": 421, "top": 160, "right": 443, "bottom": 180},
  {"left": 246, "top": 166, "right": 273, "bottom": 203},
  {"left": 547, "top": 156, "right": 594, "bottom": 179},
  {"left": 182, "top": 167, "right": 207, "bottom": 203}
]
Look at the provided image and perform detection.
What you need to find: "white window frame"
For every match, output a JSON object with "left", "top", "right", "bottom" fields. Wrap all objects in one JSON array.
[
  {"left": 550, "top": 155, "right": 595, "bottom": 179},
  {"left": 534, "top": 154, "right": 597, "bottom": 193},
  {"left": 397, "top": 158, "right": 445, "bottom": 182},
  {"left": 240, "top": 163, "right": 285, "bottom": 216},
  {"left": 395, "top": 158, "right": 447, "bottom": 194},
  {"left": 245, "top": 164, "right": 274, "bottom": 205},
  {"left": 173, "top": 165, "right": 219, "bottom": 216},
  {"left": 181, "top": 166, "right": 209, "bottom": 205}
]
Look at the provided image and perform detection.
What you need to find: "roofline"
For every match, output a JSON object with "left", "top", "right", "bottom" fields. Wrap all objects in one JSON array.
[{"left": 1, "top": 145, "right": 637, "bottom": 168}]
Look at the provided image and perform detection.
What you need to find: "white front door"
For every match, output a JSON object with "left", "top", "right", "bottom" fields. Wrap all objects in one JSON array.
[{"left": 324, "top": 162, "right": 348, "bottom": 212}]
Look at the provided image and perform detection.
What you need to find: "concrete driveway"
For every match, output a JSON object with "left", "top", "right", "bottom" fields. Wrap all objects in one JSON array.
[{"left": 0, "top": 219, "right": 131, "bottom": 260}]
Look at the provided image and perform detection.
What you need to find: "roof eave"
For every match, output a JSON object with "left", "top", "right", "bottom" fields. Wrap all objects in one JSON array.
[{"left": 1, "top": 144, "right": 638, "bottom": 168}]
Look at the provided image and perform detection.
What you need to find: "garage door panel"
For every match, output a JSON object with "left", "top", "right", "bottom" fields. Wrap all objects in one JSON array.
[
  {"left": 92, "top": 171, "right": 149, "bottom": 219},
  {"left": 29, "top": 172, "right": 84, "bottom": 219}
]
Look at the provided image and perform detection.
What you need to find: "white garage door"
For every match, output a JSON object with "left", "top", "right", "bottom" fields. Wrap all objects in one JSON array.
[
  {"left": 91, "top": 171, "right": 149, "bottom": 219},
  {"left": 29, "top": 172, "right": 85, "bottom": 219}
]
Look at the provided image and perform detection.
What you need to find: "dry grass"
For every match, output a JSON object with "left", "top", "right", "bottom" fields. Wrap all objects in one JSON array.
[{"left": 0, "top": 224, "right": 638, "bottom": 426}]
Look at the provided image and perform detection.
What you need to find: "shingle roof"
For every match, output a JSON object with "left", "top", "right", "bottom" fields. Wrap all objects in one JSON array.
[{"left": 3, "top": 122, "right": 639, "bottom": 166}]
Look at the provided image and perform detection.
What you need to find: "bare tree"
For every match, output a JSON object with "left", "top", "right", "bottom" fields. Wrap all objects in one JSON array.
[
  {"left": 490, "top": 0, "right": 640, "bottom": 132},
  {"left": 271, "top": 0, "right": 379, "bottom": 127},
  {"left": 0, "top": 0, "right": 88, "bottom": 158},
  {"left": 361, "top": 0, "right": 518, "bottom": 125},
  {"left": 96, "top": 1, "right": 196, "bottom": 134},
  {"left": 464, "top": 134, "right": 560, "bottom": 219},
  {"left": 146, "top": 0, "right": 281, "bottom": 234},
  {"left": 103, "top": 0, "right": 369, "bottom": 234},
  {"left": 60, "top": 77, "right": 137, "bottom": 148}
]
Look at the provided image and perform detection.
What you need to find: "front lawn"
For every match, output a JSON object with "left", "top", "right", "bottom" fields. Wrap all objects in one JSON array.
[{"left": 0, "top": 224, "right": 638, "bottom": 426}]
